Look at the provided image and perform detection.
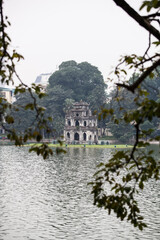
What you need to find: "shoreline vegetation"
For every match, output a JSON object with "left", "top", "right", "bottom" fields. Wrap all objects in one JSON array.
[
  {"left": 24, "top": 143, "right": 133, "bottom": 149},
  {"left": 0, "top": 140, "right": 132, "bottom": 148},
  {"left": 0, "top": 140, "right": 159, "bottom": 148},
  {"left": 29, "top": 144, "right": 133, "bottom": 148}
]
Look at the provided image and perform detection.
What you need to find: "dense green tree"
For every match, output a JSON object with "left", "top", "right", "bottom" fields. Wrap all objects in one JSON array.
[
  {"left": 63, "top": 98, "right": 75, "bottom": 112},
  {"left": 48, "top": 61, "right": 107, "bottom": 111},
  {"left": 107, "top": 69, "right": 160, "bottom": 142},
  {"left": 10, "top": 92, "right": 37, "bottom": 132}
]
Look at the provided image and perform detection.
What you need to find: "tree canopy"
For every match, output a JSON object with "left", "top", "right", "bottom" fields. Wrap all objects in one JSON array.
[
  {"left": 48, "top": 60, "right": 107, "bottom": 111},
  {"left": 107, "top": 70, "right": 160, "bottom": 142}
]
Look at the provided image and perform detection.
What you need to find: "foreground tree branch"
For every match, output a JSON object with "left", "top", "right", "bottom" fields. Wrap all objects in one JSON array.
[
  {"left": 113, "top": 0, "right": 160, "bottom": 41},
  {"left": 90, "top": 0, "right": 160, "bottom": 231},
  {"left": 116, "top": 58, "right": 160, "bottom": 92},
  {"left": 0, "top": 0, "right": 64, "bottom": 158}
]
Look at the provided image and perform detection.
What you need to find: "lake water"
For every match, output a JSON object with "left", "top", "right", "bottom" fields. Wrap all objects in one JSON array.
[{"left": 0, "top": 146, "right": 160, "bottom": 240}]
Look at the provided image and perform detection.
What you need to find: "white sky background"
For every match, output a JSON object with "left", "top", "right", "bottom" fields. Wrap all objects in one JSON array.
[{"left": 4, "top": 0, "right": 150, "bottom": 87}]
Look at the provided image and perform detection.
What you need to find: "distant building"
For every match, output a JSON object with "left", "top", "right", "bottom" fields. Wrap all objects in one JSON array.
[
  {"left": 0, "top": 82, "right": 15, "bottom": 135},
  {"left": 0, "top": 82, "right": 14, "bottom": 104},
  {"left": 35, "top": 73, "right": 52, "bottom": 88},
  {"left": 64, "top": 101, "right": 98, "bottom": 144}
]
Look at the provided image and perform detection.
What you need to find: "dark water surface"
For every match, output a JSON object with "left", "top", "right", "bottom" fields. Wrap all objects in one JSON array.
[{"left": 0, "top": 146, "right": 160, "bottom": 240}]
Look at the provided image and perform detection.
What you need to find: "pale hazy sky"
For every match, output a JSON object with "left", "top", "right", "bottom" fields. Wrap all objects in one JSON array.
[{"left": 4, "top": 0, "right": 150, "bottom": 85}]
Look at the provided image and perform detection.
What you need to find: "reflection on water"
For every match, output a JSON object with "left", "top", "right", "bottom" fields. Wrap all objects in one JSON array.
[{"left": 0, "top": 146, "right": 160, "bottom": 240}]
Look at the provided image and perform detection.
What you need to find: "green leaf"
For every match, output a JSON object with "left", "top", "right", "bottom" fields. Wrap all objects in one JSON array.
[
  {"left": 152, "top": 41, "right": 160, "bottom": 46},
  {"left": 139, "top": 181, "right": 144, "bottom": 190},
  {"left": 5, "top": 115, "right": 14, "bottom": 124}
]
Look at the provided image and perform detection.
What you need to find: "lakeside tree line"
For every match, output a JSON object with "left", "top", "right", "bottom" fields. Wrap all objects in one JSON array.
[
  {"left": 7, "top": 60, "right": 160, "bottom": 142},
  {"left": 9, "top": 60, "right": 107, "bottom": 138}
]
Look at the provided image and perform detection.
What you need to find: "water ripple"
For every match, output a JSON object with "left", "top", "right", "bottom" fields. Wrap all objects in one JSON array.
[{"left": 0, "top": 146, "right": 159, "bottom": 240}]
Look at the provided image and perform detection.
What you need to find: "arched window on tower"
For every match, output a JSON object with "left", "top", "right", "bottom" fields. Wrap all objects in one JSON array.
[
  {"left": 84, "top": 121, "right": 86, "bottom": 127},
  {"left": 75, "top": 120, "right": 79, "bottom": 126},
  {"left": 68, "top": 120, "right": 71, "bottom": 126},
  {"left": 74, "top": 132, "right": 79, "bottom": 141},
  {"left": 67, "top": 132, "right": 70, "bottom": 138},
  {"left": 83, "top": 132, "right": 86, "bottom": 141}
]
